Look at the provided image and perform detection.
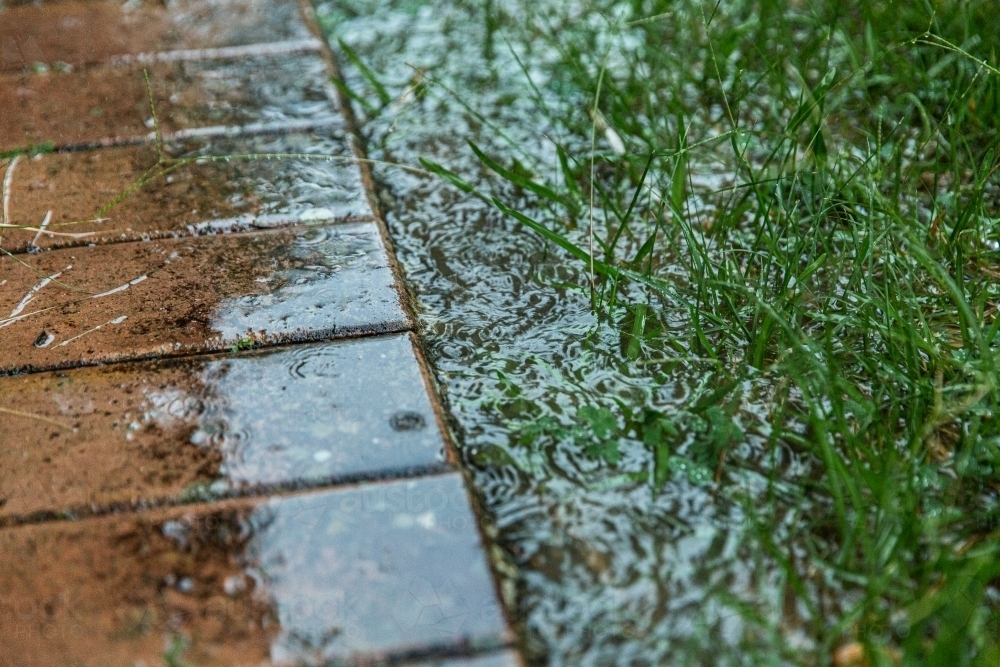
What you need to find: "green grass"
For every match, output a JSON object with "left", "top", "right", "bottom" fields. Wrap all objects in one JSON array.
[{"left": 400, "top": 0, "right": 1000, "bottom": 663}]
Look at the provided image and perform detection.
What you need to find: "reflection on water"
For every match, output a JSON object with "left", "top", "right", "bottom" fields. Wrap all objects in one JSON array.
[
  {"left": 159, "top": 53, "right": 342, "bottom": 129},
  {"left": 157, "top": 474, "right": 512, "bottom": 665},
  {"left": 244, "top": 474, "right": 509, "bottom": 663},
  {"left": 176, "top": 130, "right": 375, "bottom": 227},
  {"left": 211, "top": 222, "right": 408, "bottom": 341},
  {"left": 0, "top": 0, "right": 313, "bottom": 72},
  {"left": 0, "top": 131, "right": 372, "bottom": 253},
  {"left": 193, "top": 335, "right": 445, "bottom": 487}
]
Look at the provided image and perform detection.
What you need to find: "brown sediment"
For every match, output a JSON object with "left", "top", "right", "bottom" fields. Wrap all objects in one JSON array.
[
  {"left": 0, "top": 360, "right": 220, "bottom": 519},
  {"left": 0, "top": 0, "right": 312, "bottom": 73},
  {"left": 0, "top": 231, "right": 288, "bottom": 365},
  {"left": 0, "top": 133, "right": 370, "bottom": 252},
  {"left": 0, "top": 498, "right": 277, "bottom": 667},
  {"left": 0, "top": 53, "right": 337, "bottom": 151},
  {"left": 0, "top": 225, "right": 408, "bottom": 374}
]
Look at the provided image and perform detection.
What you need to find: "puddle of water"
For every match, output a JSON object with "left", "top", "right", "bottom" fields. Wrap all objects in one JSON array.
[
  {"left": 157, "top": 53, "right": 341, "bottom": 129},
  {"left": 211, "top": 222, "right": 408, "bottom": 341},
  {"left": 175, "top": 131, "right": 373, "bottom": 228},
  {"left": 163, "top": 0, "right": 316, "bottom": 50},
  {"left": 0, "top": 474, "right": 508, "bottom": 666},
  {"left": 319, "top": 1, "right": 813, "bottom": 664}
]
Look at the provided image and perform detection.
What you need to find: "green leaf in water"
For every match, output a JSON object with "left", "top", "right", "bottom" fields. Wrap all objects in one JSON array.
[
  {"left": 577, "top": 405, "right": 617, "bottom": 439},
  {"left": 419, "top": 158, "right": 478, "bottom": 194},
  {"left": 642, "top": 410, "right": 680, "bottom": 487},
  {"left": 469, "top": 140, "right": 578, "bottom": 216},
  {"left": 336, "top": 38, "right": 392, "bottom": 107},
  {"left": 667, "top": 455, "right": 713, "bottom": 485}
]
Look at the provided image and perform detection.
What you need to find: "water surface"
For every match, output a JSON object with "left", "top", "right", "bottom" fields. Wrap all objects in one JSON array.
[{"left": 316, "top": 1, "right": 805, "bottom": 664}]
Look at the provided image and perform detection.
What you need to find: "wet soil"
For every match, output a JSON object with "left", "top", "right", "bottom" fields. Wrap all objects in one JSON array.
[
  {"left": 0, "top": 361, "right": 221, "bottom": 519},
  {"left": 0, "top": 499, "right": 276, "bottom": 667}
]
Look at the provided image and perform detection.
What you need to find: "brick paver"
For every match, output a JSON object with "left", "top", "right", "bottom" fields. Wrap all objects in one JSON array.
[
  {"left": 0, "top": 333, "right": 448, "bottom": 521},
  {"left": 0, "top": 474, "right": 509, "bottom": 667},
  {"left": 1, "top": 0, "right": 315, "bottom": 72},
  {"left": 1, "top": 51, "right": 340, "bottom": 150},
  {"left": 0, "top": 130, "right": 371, "bottom": 253},
  {"left": 0, "top": 223, "right": 408, "bottom": 374},
  {"left": 0, "top": 0, "right": 518, "bottom": 664}
]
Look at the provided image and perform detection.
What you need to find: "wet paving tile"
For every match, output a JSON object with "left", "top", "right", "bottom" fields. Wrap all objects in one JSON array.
[
  {"left": 0, "top": 223, "right": 408, "bottom": 374},
  {"left": 0, "top": 0, "right": 314, "bottom": 73},
  {"left": 0, "top": 132, "right": 372, "bottom": 252},
  {"left": 0, "top": 334, "right": 446, "bottom": 520},
  {"left": 0, "top": 52, "right": 340, "bottom": 151},
  {"left": 0, "top": 474, "right": 509, "bottom": 667}
]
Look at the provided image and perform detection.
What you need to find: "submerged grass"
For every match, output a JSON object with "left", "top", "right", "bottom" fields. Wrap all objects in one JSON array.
[
  {"left": 506, "top": 1, "right": 998, "bottom": 663},
  {"left": 327, "top": 0, "right": 1000, "bottom": 663}
]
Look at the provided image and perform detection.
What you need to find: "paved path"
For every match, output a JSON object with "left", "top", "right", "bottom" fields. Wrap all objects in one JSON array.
[{"left": 0, "top": 1, "right": 518, "bottom": 665}]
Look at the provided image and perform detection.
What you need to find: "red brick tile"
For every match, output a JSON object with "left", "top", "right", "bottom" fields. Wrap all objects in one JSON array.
[
  {"left": 0, "top": 223, "right": 408, "bottom": 374},
  {"left": 0, "top": 132, "right": 371, "bottom": 252},
  {"left": 0, "top": 0, "right": 314, "bottom": 73},
  {"left": 0, "top": 53, "right": 340, "bottom": 151}
]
